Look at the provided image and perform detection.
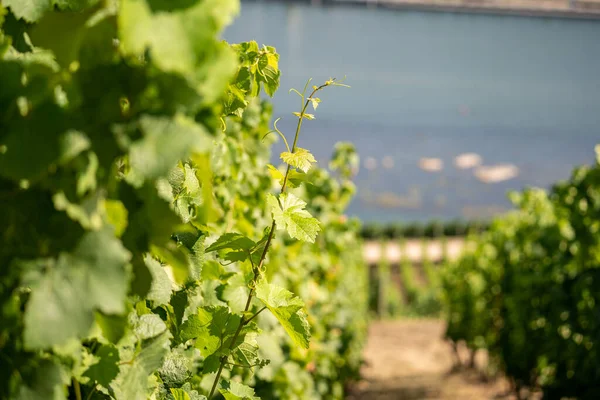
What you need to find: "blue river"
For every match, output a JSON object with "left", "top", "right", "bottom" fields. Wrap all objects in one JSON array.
[{"left": 225, "top": 1, "right": 600, "bottom": 222}]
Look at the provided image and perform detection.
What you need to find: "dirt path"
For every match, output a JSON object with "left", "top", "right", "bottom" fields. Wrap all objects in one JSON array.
[{"left": 347, "top": 319, "right": 516, "bottom": 400}]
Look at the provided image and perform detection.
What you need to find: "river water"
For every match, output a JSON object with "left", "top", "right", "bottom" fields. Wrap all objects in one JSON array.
[{"left": 225, "top": 1, "right": 600, "bottom": 222}]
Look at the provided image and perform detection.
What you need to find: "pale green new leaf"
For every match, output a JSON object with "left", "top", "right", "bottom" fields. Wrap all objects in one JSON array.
[
  {"left": 267, "top": 165, "right": 307, "bottom": 188},
  {"left": 287, "top": 169, "right": 310, "bottom": 188},
  {"left": 292, "top": 112, "right": 315, "bottom": 120},
  {"left": 280, "top": 148, "right": 316, "bottom": 173},
  {"left": 171, "top": 389, "right": 191, "bottom": 400},
  {"left": 255, "top": 280, "right": 310, "bottom": 349},
  {"left": 102, "top": 199, "right": 128, "bottom": 237},
  {"left": 219, "top": 381, "right": 260, "bottom": 400},
  {"left": 267, "top": 193, "right": 320, "bottom": 243},
  {"left": 267, "top": 164, "right": 284, "bottom": 182},
  {"left": 172, "top": 385, "right": 207, "bottom": 400}
]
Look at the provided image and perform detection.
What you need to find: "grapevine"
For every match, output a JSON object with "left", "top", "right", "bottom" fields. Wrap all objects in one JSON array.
[{"left": 0, "top": 2, "right": 367, "bottom": 399}]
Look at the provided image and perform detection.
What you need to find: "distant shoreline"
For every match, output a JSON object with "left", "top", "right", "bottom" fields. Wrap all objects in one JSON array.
[{"left": 244, "top": 0, "right": 600, "bottom": 20}]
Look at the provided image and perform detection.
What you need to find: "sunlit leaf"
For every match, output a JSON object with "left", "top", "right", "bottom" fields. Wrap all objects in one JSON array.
[
  {"left": 255, "top": 279, "right": 310, "bottom": 349},
  {"left": 267, "top": 193, "right": 320, "bottom": 243},
  {"left": 280, "top": 148, "right": 316, "bottom": 173},
  {"left": 219, "top": 381, "right": 260, "bottom": 400}
]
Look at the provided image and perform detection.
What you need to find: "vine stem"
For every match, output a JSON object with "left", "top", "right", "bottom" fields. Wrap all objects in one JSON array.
[
  {"left": 73, "top": 379, "right": 82, "bottom": 400},
  {"left": 207, "top": 83, "right": 327, "bottom": 398},
  {"left": 85, "top": 386, "right": 97, "bottom": 400}
]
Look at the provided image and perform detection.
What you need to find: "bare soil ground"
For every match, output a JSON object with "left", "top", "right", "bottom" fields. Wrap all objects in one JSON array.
[{"left": 346, "top": 319, "right": 519, "bottom": 400}]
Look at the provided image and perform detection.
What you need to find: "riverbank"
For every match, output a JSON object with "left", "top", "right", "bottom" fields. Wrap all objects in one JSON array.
[
  {"left": 331, "top": 0, "right": 600, "bottom": 19},
  {"left": 251, "top": 0, "right": 600, "bottom": 20}
]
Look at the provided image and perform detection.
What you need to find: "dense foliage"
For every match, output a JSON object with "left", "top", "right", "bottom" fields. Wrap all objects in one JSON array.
[
  {"left": 0, "top": 1, "right": 367, "bottom": 399},
  {"left": 442, "top": 147, "right": 600, "bottom": 398},
  {"left": 360, "top": 220, "right": 490, "bottom": 240}
]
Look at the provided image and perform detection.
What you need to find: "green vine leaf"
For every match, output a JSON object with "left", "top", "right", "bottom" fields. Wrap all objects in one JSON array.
[
  {"left": 23, "top": 229, "right": 131, "bottom": 349},
  {"left": 292, "top": 112, "right": 315, "bottom": 120},
  {"left": 219, "top": 381, "right": 260, "bottom": 400},
  {"left": 280, "top": 148, "right": 316, "bottom": 173},
  {"left": 171, "top": 386, "right": 207, "bottom": 400},
  {"left": 255, "top": 279, "right": 310, "bottom": 349},
  {"left": 102, "top": 199, "right": 129, "bottom": 238},
  {"left": 16, "top": 359, "right": 69, "bottom": 400},
  {"left": 287, "top": 170, "right": 310, "bottom": 188},
  {"left": 257, "top": 64, "right": 279, "bottom": 98},
  {"left": 145, "top": 255, "right": 173, "bottom": 306},
  {"left": 95, "top": 312, "right": 128, "bottom": 344},
  {"left": 170, "top": 388, "right": 192, "bottom": 400},
  {"left": 118, "top": 0, "right": 238, "bottom": 96},
  {"left": 112, "top": 332, "right": 171, "bottom": 400},
  {"left": 134, "top": 313, "right": 167, "bottom": 340},
  {"left": 232, "top": 331, "right": 269, "bottom": 369},
  {"left": 83, "top": 344, "right": 120, "bottom": 387},
  {"left": 267, "top": 165, "right": 308, "bottom": 188},
  {"left": 181, "top": 313, "right": 219, "bottom": 357},
  {"left": 129, "top": 115, "right": 212, "bottom": 182},
  {"left": 0, "top": 0, "right": 362, "bottom": 394},
  {"left": 3, "top": 0, "right": 52, "bottom": 22},
  {"left": 267, "top": 193, "right": 320, "bottom": 243},
  {"left": 206, "top": 233, "right": 255, "bottom": 253},
  {"left": 206, "top": 233, "right": 256, "bottom": 263},
  {"left": 221, "top": 273, "right": 250, "bottom": 313},
  {"left": 150, "top": 242, "right": 191, "bottom": 284},
  {"left": 179, "top": 306, "right": 251, "bottom": 362},
  {"left": 267, "top": 164, "right": 284, "bottom": 182}
]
